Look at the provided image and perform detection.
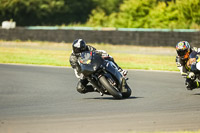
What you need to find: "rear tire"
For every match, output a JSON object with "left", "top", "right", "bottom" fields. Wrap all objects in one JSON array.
[{"left": 99, "top": 76, "right": 122, "bottom": 99}]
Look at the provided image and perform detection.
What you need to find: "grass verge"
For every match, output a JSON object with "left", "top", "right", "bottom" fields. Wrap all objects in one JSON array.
[{"left": 0, "top": 40, "right": 178, "bottom": 71}]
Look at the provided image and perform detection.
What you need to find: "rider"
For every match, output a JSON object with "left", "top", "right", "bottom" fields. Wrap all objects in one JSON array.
[
  {"left": 69, "top": 39, "right": 128, "bottom": 94},
  {"left": 175, "top": 41, "right": 200, "bottom": 90}
]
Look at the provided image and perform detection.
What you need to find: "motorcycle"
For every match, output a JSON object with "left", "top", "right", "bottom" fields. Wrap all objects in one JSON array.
[
  {"left": 78, "top": 51, "right": 132, "bottom": 99},
  {"left": 185, "top": 55, "right": 200, "bottom": 90}
]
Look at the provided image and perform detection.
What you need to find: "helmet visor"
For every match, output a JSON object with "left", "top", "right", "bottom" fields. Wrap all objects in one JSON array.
[
  {"left": 177, "top": 49, "right": 188, "bottom": 57},
  {"left": 73, "top": 48, "right": 81, "bottom": 54}
]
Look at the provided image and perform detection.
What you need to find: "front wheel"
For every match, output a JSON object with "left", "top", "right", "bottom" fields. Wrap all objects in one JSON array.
[
  {"left": 99, "top": 76, "right": 122, "bottom": 99},
  {"left": 122, "top": 84, "right": 132, "bottom": 98}
]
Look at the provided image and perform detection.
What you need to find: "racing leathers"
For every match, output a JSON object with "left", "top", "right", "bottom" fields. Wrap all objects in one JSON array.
[
  {"left": 176, "top": 47, "right": 200, "bottom": 90},
  {"left": 69, "top": 45, "right": 126, "bottom": 94}
]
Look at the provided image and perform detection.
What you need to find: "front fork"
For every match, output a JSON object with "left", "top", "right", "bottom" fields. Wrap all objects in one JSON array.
[
  {"left": 88, "top": 69, "right": 127, "bottom": 95},
  {"left": 103, "top": 69, "right": 127, "bottom": 93},
  {"left": 87, "top": 75, "right": 105, "bottom": 94},
  {"left": 101, "top": 71, "right": 127, "bottom": 93}
]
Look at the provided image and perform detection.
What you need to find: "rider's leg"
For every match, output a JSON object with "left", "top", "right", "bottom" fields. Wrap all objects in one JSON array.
[
  {"left": 185, "top": 78, "right": 200, "bottom": 90},
  {"left": 105, "top": 57, "right": 128, "bottom": 76},
  {"left": 76, "top": 78, "right": 95, "bottom": 93}
]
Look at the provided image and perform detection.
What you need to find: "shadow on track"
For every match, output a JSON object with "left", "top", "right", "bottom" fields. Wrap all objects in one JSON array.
[
  {"left": 193, "top": 93, "right": 200, "bottom": 95},
  {"left": 84, "top": 96, "right": 143, "bottom": 100}
]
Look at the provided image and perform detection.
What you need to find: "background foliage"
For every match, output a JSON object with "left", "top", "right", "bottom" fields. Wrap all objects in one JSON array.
[
  {"left": 0, "top": 0, "right": 95, "bottom": 26},
  {"left": 0, "top": 0, "right": 199, "bottom": 29}
]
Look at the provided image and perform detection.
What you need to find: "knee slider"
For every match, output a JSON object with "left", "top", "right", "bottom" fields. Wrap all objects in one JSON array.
[{"left": 76, "top": 82, "right": 86, "bottom": 94}]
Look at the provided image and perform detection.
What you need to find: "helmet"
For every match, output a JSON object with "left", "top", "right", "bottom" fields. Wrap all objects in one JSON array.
[
  {"left": 72, "top": 39, "right": 87, "bottom": 55},
  {"left": 176, "top": 41, "right": 190, "bottom": 60}
]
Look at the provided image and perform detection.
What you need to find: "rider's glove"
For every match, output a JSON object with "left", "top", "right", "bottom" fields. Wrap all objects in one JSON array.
[
  {"left": 74, "top": 69, "right": 84, "bottom": 79},
  {"left": 79, "top": 73, "right": 84, "bottom": 80}
]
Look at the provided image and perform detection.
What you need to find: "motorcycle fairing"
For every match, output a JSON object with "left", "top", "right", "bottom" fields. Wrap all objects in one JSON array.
[
  {"left": 104, "top": 61, "right": 123, "bottom": 89},
  {"left": 79, "top": 51, "right": 104, "bottom": 76}
]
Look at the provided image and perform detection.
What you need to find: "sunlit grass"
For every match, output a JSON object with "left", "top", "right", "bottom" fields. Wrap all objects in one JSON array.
[
  {"left": 0, "top": 40, "right": 178, "bottom": 71},
  {"left": 0, "top": 47, "right": 71, "bottom": 66},
  {"left": 110, "top": 53, "right": 176, "bottom": 71}
]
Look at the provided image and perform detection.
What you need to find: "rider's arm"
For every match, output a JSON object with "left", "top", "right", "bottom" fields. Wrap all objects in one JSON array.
[
  {"left": 176, "top": 56, "right": 182, "bottom": 71},
  {"left": 69, "top": 54, "right": 82, "bottom": 79},
  {"left": 69, "top": 54, "right": 78, "bottom": 69},
  {"left": 87, "top": 45, "right": 96, "bottom": 51},
  {"left": 95, "top": 50, "right": 123, "bottom": 70},
  {"left": 95, "top": 50, "right": 113, "bottom": 59},
  {"left": 73, "top": 68, "right": 80, "bottom": 78},
  {"left": 176, "top": 56, "right": 187, "bottom": 77},
  {"left": 191, "top": 47, "right": 200, "bottom": 53},
  {"left": 187, "top": 51, "right": 198, "bottom": 71},
  {"left": 73, "top": 68, "right": 84, "bottom": 79}
]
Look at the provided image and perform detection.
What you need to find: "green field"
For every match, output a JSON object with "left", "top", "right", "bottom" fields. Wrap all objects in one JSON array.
[{"left": 0, "top": 40, "right": 177, "bottom": 71}]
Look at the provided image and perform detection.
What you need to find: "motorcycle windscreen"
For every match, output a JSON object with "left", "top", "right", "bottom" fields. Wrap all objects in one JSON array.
[
  {"left": 80, "top": 64, "right": 95, "bottom": 76},
  {"left": 80, "top": 53, "right": 104, "bottom": 77}
]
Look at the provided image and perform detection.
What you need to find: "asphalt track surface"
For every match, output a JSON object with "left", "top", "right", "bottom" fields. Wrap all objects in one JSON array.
[{"left": 0, "top": 64, "right": 200, "bottom": 133}]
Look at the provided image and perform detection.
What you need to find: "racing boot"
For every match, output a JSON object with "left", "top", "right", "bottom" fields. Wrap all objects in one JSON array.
[
  {"left": 77, "top": 79, "right": 95, "bottom": 94},
  {"left": 77, "top": 84, "right": 95, "bottom": 94},
  {"left": 118, "top": 68, "right": 128, "bottom": 77},
  {"left": 186, "top": 80, "right": 200, "bottom": 90}
]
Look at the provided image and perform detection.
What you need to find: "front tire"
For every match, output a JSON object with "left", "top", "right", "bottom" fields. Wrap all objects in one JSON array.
[
  {"left": 122, "top": 84, "right": 132, "bottom": 98},
  {"left": 99, "top": 76, "right": 122, "bottom": 99}
]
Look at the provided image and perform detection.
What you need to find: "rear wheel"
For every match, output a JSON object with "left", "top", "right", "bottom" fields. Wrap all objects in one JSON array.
[{"left": 99, "top": 76, "right": 122, "bottom": 99}]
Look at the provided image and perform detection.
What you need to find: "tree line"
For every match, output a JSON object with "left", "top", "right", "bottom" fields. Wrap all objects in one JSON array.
[{"left": 0, "top": 0, "right": 199, "bottom": 29}]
